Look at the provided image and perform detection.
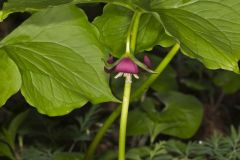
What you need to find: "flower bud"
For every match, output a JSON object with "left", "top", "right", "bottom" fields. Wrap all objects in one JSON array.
[
  {"left": 107, "top": 55, "right": 114, "bottom": 64},
  {"left": 114, "top": 58, "right": 139, "bottom": 74},
  {"left": 144, "top": 55, "right": 152, "bottom": 68}
]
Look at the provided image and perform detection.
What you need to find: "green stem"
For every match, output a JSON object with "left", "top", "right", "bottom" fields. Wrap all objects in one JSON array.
[
  {"left": 118, "top": 13, "right": 141, "bottom": 159},
  {"left": 130, "top": 12, "right": 142, "bottom": 54},
  {"left": 125, "top": 11, "right": 142, "bottom": 56},
  {"left": 84, "top": 43, "right": 180, "bottom": 160},
  {"left": 118, "top": 75, "right": 132, "bottom": 160}
]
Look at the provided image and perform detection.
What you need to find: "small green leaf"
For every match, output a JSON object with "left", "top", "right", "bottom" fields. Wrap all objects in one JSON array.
[
  {"left": 0, "top": 142, "right": 15, "bottom": 160},
  {"left": 0, "top": 49, "right": 21, "bottom": 107},
  {"left": 0, "top": 110, "right": 29, "bottom": 160},
  {"left": 1, "top": 5, "right": 117, "bottom": 116},
  {"left": 4, "top": 110, "right": 29, "bottom": 148}
]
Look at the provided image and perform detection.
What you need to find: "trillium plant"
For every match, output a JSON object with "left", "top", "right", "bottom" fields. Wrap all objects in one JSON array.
[{"left": 0, "top": 0, "right": 240, "bottom": 160}]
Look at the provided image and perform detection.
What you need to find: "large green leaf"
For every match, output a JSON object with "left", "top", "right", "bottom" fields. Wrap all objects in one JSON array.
[
  {"left": 4, "top": 0, "right": 239, "bottom": 72},
  {"left": 127, "top": 92, "right": 203, "bottom": 139},
  {"left": 93, "top": 4, "right": 165, "bottom": 57},
  {"left": 0, "top": 50, "right": 21, "bottom": 106},
  {"left": 151, "top": 0, "right": 240, "bottom": 72},
  {"left": 1, "top": 5, "right": 117, "bottom": 116}
]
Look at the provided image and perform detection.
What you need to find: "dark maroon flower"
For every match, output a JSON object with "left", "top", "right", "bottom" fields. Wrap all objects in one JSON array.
[
  {"left": 144, "top": 55, "right": 152, "bottom": 68},
  {"left": 114, "top": 58, "right": 139, "bottom": 74},
  {"left": 106, "top": 55, "right": 155, "bottom": 81}
]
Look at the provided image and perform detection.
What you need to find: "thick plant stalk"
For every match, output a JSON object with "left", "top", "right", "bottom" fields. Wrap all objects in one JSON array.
[
  {"left": 84, "top": 43, "right": 180, "bottom": 160},
  {"left": 118, "top": 74, "right": 132, "bottom": 160}
]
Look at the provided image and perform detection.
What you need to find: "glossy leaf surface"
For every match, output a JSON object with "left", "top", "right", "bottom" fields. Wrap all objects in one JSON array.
[
  {"left": 1, "top": 5, "right": 117, "bottom": 116},
  {"left": 152, "top": 0, "right": 240, "bottom": 72}
]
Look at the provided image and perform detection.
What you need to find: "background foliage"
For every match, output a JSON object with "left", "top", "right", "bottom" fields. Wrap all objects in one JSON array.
[{"left": 1, "top": 0, "right": 240, "bottom": 160}]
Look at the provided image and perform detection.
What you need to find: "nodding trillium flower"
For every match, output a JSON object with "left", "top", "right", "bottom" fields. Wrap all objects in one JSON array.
[
  {"left": 105, "top": 54, "right": 154, "bottom": 83},
  {"left": 114, "top": 58, "right": 139, "bottom": 81}
]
